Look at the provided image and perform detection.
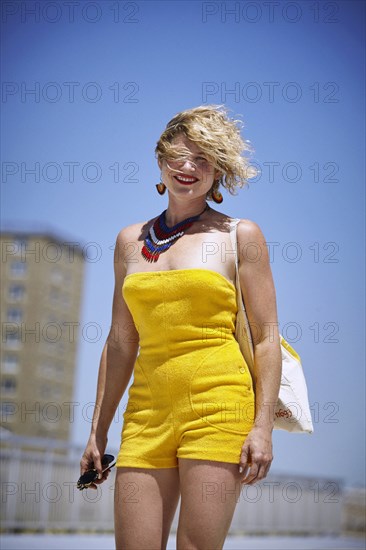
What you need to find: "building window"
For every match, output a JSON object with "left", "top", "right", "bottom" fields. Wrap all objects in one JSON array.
[
  {"left": 8, "top": 284, "right": 25, "bottom": 302},
  {"left": 55, "top": 363, "right": 64, "bottom": 377},
  {"left": 43, "top": 341, "right": 58, "bottom": 356},
  {"left": 6, "top": 308, "right": 23, "bottom": 323},
  {"left": 3, "top": 331, "right": 21, "bottom": 349},
  {"left": 49, "top": 287, "right": 60, "bottom": 304},
  {"left": 62, "top": 293, "right": 71, "bottom": 309},
  {"left": 38, "top": 361, "right": 63, "bottom": 380},
  {"left": 2, "top": 354, "right": 19, "bottom": 374},
  {"left": 64, "top": 271, "right": 72, "bottom": 286},
  {"left": 10, "top": 261, "right": 27, "bottom": 278},
  {"left": 43, "top": 336, "right": 69, "bottom": 356},
  {"left": 12, "top": 237, "right": 28, "bottom": 255},
  {"left": 40, "top": 419, "right": 58, "bottom": 431},
  {"left": 39, "top": 384, "right": 61, "bottom": 400},
  {"left": 0, "top": 402, "right": 17, "bottom": 420},
  {"left": 1, "top": 377, "right": 17, "bottom": 395},
  {"left": 50, "top": 266, "right": 63, "bottom": 285},
  {"left": 57, "top": 341, "right": 66, "bottom": 354},
  {"left": 39, "top": 362, "right": 53, "bottom": 378}
]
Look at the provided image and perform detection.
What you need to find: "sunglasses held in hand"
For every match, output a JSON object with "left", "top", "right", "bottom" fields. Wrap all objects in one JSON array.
[{"left": 77, "top": 454, "right": 117, "bottom": 490}]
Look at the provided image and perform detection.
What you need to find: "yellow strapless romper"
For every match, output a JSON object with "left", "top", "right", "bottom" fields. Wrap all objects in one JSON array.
[{"left": 116, "top": 268, "right": 255, "bottom": 469}]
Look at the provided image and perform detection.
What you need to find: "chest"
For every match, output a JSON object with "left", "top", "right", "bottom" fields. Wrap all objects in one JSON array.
[{"left": 126, "top": 228, "right": 236, "bottom": 284}]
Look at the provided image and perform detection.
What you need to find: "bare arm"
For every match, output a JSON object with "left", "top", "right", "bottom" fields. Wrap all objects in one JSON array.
[
  {"left": 80, "top": 227, "right": 140, "bottom": 483},
  {"left": 237, "top": 220, "right": 282, "bottom": 484}
]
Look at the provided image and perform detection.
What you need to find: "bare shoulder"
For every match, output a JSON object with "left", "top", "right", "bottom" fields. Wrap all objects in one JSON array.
[
  {"left": 114, "top": 218, "right": 156, "bottom": 264},
  {"left": 116, "top": 216, "right": 156, "bottom": 244},
  {"left": 236, "top": 218, "right": 267, "bottom": 244},
  {"left": 116, "top": 222, "right": 142, "bottom": 245},
  {"left": 236, "top": 219, "right": 270, "bottom": 267},
  {"left": 210, "top": 209, "right": 263, "bottom": 237}
]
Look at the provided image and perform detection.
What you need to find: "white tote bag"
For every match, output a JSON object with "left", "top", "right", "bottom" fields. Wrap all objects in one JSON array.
[{"left": 229, "top": 219, "right": 314, "bottom": 433}]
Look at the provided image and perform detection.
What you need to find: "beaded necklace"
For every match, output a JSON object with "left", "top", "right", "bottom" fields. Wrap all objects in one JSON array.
[{"left": 141, "top": 203, "right": 210, "bottom": 263}]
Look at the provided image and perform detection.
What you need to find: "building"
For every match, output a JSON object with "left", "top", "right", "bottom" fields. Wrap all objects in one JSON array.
[{"left": 0, "top": 224, "right": 85, "bottom": 440}]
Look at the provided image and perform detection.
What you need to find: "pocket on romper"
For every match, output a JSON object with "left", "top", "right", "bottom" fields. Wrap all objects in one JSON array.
[
  {"left": 189, "top": 341, "right": 255, "bottom": 435},
  {"left": 121, "top": 356, "right": 153, "bottom": 442}
]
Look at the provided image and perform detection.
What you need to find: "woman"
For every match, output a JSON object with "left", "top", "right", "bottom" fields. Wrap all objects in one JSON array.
[{"left": 80, "top": 105, "right": 282, "bottom": 549}]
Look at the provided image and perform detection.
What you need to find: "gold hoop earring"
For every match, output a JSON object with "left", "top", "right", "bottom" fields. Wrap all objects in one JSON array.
[{"left": 156, "top": 182, "right": 166, "bottom": 195}]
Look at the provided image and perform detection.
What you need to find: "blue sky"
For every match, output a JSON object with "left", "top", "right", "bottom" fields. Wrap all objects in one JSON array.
[{"left": 1, "top": 1, "right": 365, "bottom": 488}]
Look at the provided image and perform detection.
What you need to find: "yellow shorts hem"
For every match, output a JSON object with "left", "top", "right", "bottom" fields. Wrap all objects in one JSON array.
[
  {"left": 177, "top": 453, "right": 240, "bottom": 465},
  {"left": 116, "top": 453, "right": 241, "bottom": 469},
  {"left": 116, "top": 457, "right": 178, "bottom": 469}
]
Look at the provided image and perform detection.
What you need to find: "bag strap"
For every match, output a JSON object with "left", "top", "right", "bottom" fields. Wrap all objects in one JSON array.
[
  {"left": 229, "top": 218, "right": 245, "bottom": 312},
  {"left": 229, "top": 218, "right": 255, "bottom": 365}
]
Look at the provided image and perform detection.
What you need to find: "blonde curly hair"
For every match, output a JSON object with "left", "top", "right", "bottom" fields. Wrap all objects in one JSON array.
[{"left": 155, "top": 104, "right": 258, "bottom": 201}]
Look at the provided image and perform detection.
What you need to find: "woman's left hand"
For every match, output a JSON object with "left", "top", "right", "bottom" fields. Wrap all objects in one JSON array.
[{"left": 239, "top": 426, "right": 273, "bottom": 485}]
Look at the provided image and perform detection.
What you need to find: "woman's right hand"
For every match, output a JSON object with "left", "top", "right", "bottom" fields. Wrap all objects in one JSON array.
[{"left": 80, "top": 433, "right": 109, "bottom": 490}]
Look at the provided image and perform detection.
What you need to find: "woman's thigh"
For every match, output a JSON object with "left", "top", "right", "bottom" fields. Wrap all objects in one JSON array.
[
  {"left": 176, "top": 458, "right": 242, "bottom": 550},
  {"left": 114, "top": 466, "right": 180, "bottom": 550}
]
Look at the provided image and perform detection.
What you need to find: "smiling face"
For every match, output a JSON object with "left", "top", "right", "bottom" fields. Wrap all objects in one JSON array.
[{"left": 158, "top": 133, "right": 222, "bottom": 199}]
